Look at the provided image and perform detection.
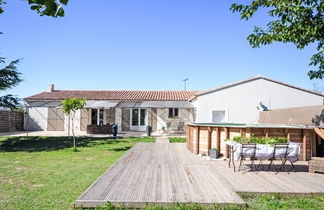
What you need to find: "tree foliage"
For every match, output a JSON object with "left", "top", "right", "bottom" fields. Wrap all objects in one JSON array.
[
  {"left": 0, "top": 0, "right": 68, "bottom": 17},
  {"left": 0, "top": 0, "right": 68, "bottom": 108},
  {"left": 231, "top": 0, "right": 324, "bottom": 79},
  {"left": 61, "top": 97, "right": 86, "bottom": 151},
  {"left": 0, "top": 57, "right": 22, "bottom": 110}
]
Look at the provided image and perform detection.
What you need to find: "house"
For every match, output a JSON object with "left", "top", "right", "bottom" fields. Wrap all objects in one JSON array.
[
  {"left": 24, "top": 76, "right": 324, "bottom": 134},
  {"left": 24, "top": 84, "right": 201, "bottom": 133},
  {"left": 190, "top": 76, "right": 324, "bottom": 124}
]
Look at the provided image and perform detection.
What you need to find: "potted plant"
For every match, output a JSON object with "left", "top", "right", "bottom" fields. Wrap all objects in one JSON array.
[{"left": 209, "top": 148, "right": 218, "bottom": 159}]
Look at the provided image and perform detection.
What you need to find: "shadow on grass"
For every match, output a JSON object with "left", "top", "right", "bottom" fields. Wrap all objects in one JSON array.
[
  {"left": 0, "top": 136, "right": 128, "bottom": 153},
  {"left": 107, "top": 146, "right": 132, "bottom": 152}
]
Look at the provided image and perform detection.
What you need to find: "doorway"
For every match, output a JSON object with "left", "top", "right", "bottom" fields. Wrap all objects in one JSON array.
[{"left": 131, "top": 108, "right": 147, "bottom": 131}]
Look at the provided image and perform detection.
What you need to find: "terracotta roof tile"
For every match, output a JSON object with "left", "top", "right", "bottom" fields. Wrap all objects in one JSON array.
[{"left": 24, "top": 90, "right": 203, "bottom": 101}]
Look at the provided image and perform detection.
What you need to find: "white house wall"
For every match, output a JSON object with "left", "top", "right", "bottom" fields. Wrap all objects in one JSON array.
[
  {"left": 194, "top": 78, "right": 323, "bottom": 124},
  {"left": 64, "top": 109, "right": 83, "bottom": 133},
  {"left": 25, "top": 106, "right": 48, "bottom": 131}
]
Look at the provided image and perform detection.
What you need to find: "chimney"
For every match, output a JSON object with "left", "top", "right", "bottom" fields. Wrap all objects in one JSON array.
[{"left": 48, "top": 84, "right": 54, "bottom": 92}]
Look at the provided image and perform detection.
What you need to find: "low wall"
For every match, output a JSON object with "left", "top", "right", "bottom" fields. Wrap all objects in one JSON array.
[
  {"left": 186, "top": 123, "right": 317, "bottom": 161},
  {"left": 259, "top": 105, "right": 324, "bottom": 126},
  {"left": 0, "top": 110, "right": 24, "bottom": 132}
]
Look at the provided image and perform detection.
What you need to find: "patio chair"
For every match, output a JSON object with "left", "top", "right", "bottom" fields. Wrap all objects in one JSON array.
[
  {"left": 268, "top": 143, "right": 291, "bottom": 173},
  {"left": 238, "top": 143, "right": 257, "bottom": 173}
]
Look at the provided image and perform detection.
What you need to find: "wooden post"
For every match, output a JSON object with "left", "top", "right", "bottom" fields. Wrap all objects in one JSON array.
[
  {"left": 216, "top": 127, "right": 221, "bottom": 156},
  {"left": 286, "top": 129, "right": 291, "bottom": 142},
  {"left": 207, "top": 127, "right": 212, "bottom": 155},
  {"left": 246, "top": 128, "right": 251, "bottom": 137},
  {"left": 302, "top": 129, "right": 307, "bottom": 161},
  {"left": 225, "top": 127, "right": 230, "bottom": 158},
  {"left": 195, "top": 126, "right": 200, "bottom": 154}
]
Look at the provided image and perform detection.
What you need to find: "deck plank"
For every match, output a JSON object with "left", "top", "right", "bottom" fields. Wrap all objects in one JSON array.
[{"left": 75, "top": 139, "right": 324, "bottom": 208}]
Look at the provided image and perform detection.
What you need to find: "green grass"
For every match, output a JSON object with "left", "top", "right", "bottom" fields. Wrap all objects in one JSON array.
[
  {"left": 1, "top": 136, "right": 324, "bottom": 209},
  {"left": 169, "top": 137, "right": 186, "bottom": 143},
  {"left": 97, "top": 193, "right": 324, "bottom": 210},
  {"left": 240, "top": 193, "right": 324, "bottom": 209},
  {"left": 0, "top": 136, "right": 155, "bottom": 209}
]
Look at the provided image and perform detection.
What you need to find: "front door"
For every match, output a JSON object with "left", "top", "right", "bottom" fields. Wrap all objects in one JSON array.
[{"left": 131, "top": 108, "right": 147, "bottom": 131}]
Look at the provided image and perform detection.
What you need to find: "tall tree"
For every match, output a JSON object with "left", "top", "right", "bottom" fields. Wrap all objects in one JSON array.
[
  {"left": 0, "top": 0, "right": 68, "bottom": 17},
  {"left": 61, "top": 98, "right": 86, "bottom": 151},
  {"left": 0, "top": 0, "right": 68, "bottom": 109},
  {"left": 231, "top": 0, "right": 324, "bottom": 79},
  {"left": 0, "top": 57, "right": 22, "bottom": 110}
]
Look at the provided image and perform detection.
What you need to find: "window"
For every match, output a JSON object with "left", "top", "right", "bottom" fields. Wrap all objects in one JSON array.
[
  {"left": 169, "top": 108, "right": 179, "bottom": 118},
  {"left": 212, "top": 111, "right": 225, "bottom": 123}
]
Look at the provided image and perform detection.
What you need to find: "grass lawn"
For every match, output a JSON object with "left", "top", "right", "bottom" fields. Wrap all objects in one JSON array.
[
  {"left": 99, "top": 193, "right": 324, "bottom": 209},
  {"left": 1, "top": 136, "right": 324, "bottom": 209},
  {"left": 0, "top": 136, "right": 155, "bottom": 209},
  {"left": 169, "top": 137, "right": 186, "bottom": 143},
  {"left": 240, "top": 193, "right": 324, "bottom": 209}
]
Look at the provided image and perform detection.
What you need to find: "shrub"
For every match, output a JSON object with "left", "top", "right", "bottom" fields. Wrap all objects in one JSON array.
[{"left": 227, "top": 136, "right": 287, "bottom": 146}]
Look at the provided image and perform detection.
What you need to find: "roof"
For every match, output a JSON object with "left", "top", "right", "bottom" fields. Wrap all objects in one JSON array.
[
  {"left": 24, "top": 90, "right": 202, "bottom": 101},
  {"left": 189, "top": 76, "right": 324, "bottom": 100}
]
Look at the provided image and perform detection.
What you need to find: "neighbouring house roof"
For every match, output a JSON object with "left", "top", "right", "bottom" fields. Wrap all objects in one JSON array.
[
  {"left": 24, "top": 90, "right": 202, "bottom": 101},
  {"left": 189, "top": 76, "right": 324, "bottom": 100}
]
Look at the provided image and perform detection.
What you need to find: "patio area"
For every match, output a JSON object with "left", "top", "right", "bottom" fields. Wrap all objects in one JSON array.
[{"left": 75, "top": 138, "right": 324, "bottom": 208}]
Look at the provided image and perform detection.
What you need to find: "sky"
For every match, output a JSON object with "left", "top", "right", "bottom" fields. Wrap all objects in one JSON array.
[{"left": 0, "top": 0, "right": 322, "bottom": 99}]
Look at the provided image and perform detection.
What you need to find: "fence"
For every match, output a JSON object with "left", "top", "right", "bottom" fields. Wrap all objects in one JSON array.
[{"left": 0, "top": 110, "right": 24, "bottom": 132}]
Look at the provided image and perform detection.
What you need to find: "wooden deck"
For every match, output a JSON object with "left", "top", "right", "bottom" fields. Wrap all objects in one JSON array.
[{"left": 75, "top": 139, "right": 324, "bottom": 208}]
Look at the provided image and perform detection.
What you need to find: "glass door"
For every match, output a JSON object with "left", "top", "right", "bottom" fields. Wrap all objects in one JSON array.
[{"left": 131, "top": 108, "right": 147, "bottom": 131}]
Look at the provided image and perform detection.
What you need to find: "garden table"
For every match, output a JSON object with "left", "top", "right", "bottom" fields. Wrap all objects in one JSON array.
[{"left": 226, "top": 141, "right": 301, "bottom": 172}]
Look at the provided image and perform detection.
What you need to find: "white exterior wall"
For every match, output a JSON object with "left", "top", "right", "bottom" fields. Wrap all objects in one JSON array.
[
  {"left": 194, "top": 78, "right": 323, "bottom": 124},
  {"left": 64, "top": 109, "right": 83, "bottom": 134},
  {"left": 25, "top": 106, "right": 48, "bottom": 131}
]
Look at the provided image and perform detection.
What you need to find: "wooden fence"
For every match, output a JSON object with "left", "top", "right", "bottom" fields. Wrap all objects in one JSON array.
[
  {"left": 186, "top": 124, "right": 318, "bottom": 161},
  {"left": 0, "top": 110, "right": 24, "bottom": 132}
]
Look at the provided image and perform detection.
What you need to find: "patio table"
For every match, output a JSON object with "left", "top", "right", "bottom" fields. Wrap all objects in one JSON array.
[{"left": 226, "top": 141, "right": 301, "bottom": 172}]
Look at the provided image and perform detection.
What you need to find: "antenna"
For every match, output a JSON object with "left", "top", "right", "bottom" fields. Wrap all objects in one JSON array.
[{"left": 183, "top": 78, "right": 188, "bottom": 90}]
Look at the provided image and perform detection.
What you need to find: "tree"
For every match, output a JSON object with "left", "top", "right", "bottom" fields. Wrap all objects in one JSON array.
[
  {"left": 61, "top": 97, "right": 86, "bottom": 151},
  {"left": 0, "top": 0, "right": 68, "bottom": 109},
  {"left": 0, "top": 57, "right": 22, "bottom": 110},
  {"left": 230, "top": 0, "right": 324, "bottom": 79},
  {"left": 0, "top": 0, "right": 68, "bottom": 17}
]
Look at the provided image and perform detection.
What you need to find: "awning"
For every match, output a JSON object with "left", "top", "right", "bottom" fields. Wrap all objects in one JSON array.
[
  {"left": 84, "top": 100, "right": 119, "bottom": 109},
  {"left": 26, "top": 101, "right": 62, "bottom": 108},
  {"left": 119, "top": 101, "right": 194, "bottom": 108}
]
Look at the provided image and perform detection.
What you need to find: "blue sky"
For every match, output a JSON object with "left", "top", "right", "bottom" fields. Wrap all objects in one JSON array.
[{"left": 0, "top": 0, "right": 321, "bottom": 99}]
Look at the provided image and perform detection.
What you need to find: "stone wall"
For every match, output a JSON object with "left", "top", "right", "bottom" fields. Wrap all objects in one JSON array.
[
  {"left": 105, "top": 108, "right": 115, "bottom": 125},
  {"left": 156, "top": 108, "right": 194, "bottom": 133},
  {"left": 122, "top": 108, "right": 130, "bottom": 131},
  {"left": 0, "top": 110, "right": 24, "bottom": 132}
]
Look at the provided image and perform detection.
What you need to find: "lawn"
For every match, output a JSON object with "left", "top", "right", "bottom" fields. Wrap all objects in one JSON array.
[
  {"left": 99, "top": 193, "right": 324, "bottom": 209},
  {"left": 169, "top": 137, "right": 186, "bottom": 143},
  {"left": 0, "top": 136, "right": 155, "bottom": 209},
  {"left": 1, "top": 136, "right": 324, "bottom": 210}
]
